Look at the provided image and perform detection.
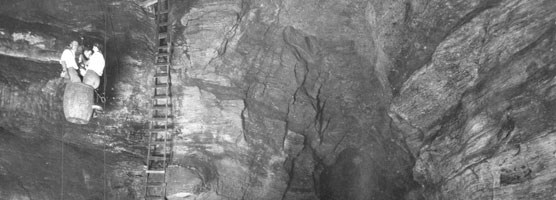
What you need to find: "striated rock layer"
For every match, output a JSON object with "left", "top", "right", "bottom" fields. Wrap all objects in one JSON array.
[
  {"left": 165, "top": 0, "right": 416, "bottom": 199},
  {"left": 0, "top": 0, "right": 155, "bottom": 199},
  {"left": 390, "top": 0, "right": 556, "bottom": 199},
  {"left": 1, "top": 0, "right": 555, "bottom": 199}
]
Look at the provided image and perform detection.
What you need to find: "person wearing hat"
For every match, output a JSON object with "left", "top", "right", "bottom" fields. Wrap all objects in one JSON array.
[
  {"left": 83, "top": 43, "right": 105, "bottom": 89},
  {"left": 59, "top": 40, "right": 81, "bottom": 82}
]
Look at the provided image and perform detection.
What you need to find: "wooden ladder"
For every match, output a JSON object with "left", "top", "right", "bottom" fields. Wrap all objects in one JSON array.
[{"left": 145, "top": 0, "right": 173, "bottom": 199}]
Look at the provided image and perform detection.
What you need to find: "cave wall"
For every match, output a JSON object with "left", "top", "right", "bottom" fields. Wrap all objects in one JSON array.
[
  {"left": 389, "top": 0, "right": 556, "bottom": 199},
  {"left": 0, "top": 0, "right": 156, "bottom": 199},
  {"left": 165, "top": 0, "right": 416, "bottom": 199},
  {"left": 166, "top": 0, "right": 556, "bottom": 199},
  {"left": 1, "top": 0, "right": 555, "bottom": 199}
]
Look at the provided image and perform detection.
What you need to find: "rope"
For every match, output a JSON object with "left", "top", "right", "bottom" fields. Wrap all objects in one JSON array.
[
  {"left": 95, "top": 89, "right": 107, "bottom": 103},
  {"left": 103, "top": 140, "right": 107, "bottom": 200},
  {"left": 103, "top": 0, "right": 108, "bottom": 109},
  {"left": 101, "top": 2, "right": 108, "bottom": 199},
  {"left": 90, "top": 0, "right": 109, "bottom": 108},
  {"left": 60, "top": 124, "right": 65, "bottom": 200}
]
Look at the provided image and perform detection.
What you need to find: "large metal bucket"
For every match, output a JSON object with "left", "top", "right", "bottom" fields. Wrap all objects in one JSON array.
[{"left": 63, "top": 82, "right": 93, "bottom": 124}]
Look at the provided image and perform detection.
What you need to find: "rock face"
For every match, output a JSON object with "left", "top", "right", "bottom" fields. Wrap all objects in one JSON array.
[
  {"left": 0, "top": 0, "right": 154, "bottom": 199},
  {"left": 389, "top": 0, "right": 556, "bottom": 199},
  {"left": 168, "top": 0, "right": 416, "bottom": 199},
  {"left": 1, "top": 0, "right": 556, "bottom": 199}
]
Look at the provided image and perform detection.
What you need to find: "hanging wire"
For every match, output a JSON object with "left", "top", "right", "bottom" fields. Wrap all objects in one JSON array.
[
  {"left": 91, "top": 0, "right": 109, "bottom": 109},
  {"left": 103, "top": 139, "right": 107, "bottom": 200},
  {"left": 60, "top": 124, "right": 65, "bottom": 200},
  {"left": 102, "top": 1, "right": 108, "bottom": 199},
  {"left": 103, "top": 0, "right": 108, "bottom": 109},
  {"left": 95, "top": 89, "right": 107, "bottom": 103}
]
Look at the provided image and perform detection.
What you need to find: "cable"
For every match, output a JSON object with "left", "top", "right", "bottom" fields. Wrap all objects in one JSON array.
[
  {"left": 60, "top": 124, "right": 65, "bottom": 200},
  {"left": 95, "top": 89, "right": 107, "bottom": 103},
  {"left": 102, "top": 2, "right": 108, "bottom": 199},
  {"left": 103, "top": 140, "right": 107, "bottom": 200},
  {"left": 103, "top": 0, "right": 108, "bottom": 109}
]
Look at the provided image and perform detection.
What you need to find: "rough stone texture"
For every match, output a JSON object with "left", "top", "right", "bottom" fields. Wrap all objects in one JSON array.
[
  {"left": 2, "top": 0, "right": 556, "bottom": 199},
  {"left": 0, "top": 0, "right": 156, "bottom": 199},
  {"left": 168, "top": 0, "right": 416, "bottom": 199},
  {"left": 389, "top": 0, "right": 556, "bottom": 199}
]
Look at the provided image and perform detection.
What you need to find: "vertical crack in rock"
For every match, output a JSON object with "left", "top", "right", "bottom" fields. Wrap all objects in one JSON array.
[
  {"left": 280, "top": 136, "right": 305, "bottom": 200},
  {"left": 310, "top": 84, "right": 330, "bottom": 144}
]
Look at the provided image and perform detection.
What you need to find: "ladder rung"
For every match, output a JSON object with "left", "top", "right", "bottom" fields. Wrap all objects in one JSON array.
[
  {"left": 147, "top": 128, "right": 171, "bottom": 133},
  {"left": 149, "top": 123, "right": 172, "bottom": 128},
  {"left": 156, "top": 9, "right": 170, "bottom": 15},
  {"left": 157, "top": 10, "right": 168, "bottom": 17},
  {"left": 147, "top": 133, "right": 172, "bottom": 139},
  {"left": 152, "top": 117, "right": 172, "bottom": 122},
  {"left": 156, "top": 54, "right": 168, "bottom": 59},
  {"left": 146, "top": 170, "right": 165, "bottom": 174},
  {"left": 150, "top": 124, "right": 174, "bottom": 129},
  {"left": 152, "top": 114, "right": 173, "bottom": 119},
  {"left": 155, "top": 64, "right": 169, "bottom": 69},
  {"left": 153, "top": 104, "right": 172, "bottom": 109},
  {"left": 147, "top": 181, "right": 166, "bottom": 187},
  {"left": 148, "top": 138, "right": 171, "bottom": 144},
  {"left": 150, "top": 126, "right": 174, "bottom": 131},
  {"left": 154, "top": 85, "right": 169, "bottom": 89},
  {"left": 154, "top": 72, "right": 169, "bottom": 77},
  {"left": 158, "top": 45, "right": 170, "bottom": 50},
  {"left": 148, "top": 140, "right": 169, "bottom": 145},
  {"left": 157, "top": 52, "right": 170, "bottom": 57},
  {"left": 152, "top": 113, "right": 172, "bottom": 119},
  {"left": 150, "top": 152, "right": 171, "bottom": 157},
  {"left": 148, "top": 155, "right": 168, "bottom": 161},
  {"left": 151, "top": 127, "right": 173, "bottom": 135},
  {"left": 158, "top": 32, "right": 168, "bottom": 38},
  {"left": 154, "top": 91, "right": 169, "bottom": 97},
  {"left": 154, "top": 83, "right": 170, "bottom": 88},
  {"left": 153, "top": 95, "right": 170, "bottom": 99},
  {"left": 147, "top": 144, "right": 171, "bottom": 151},
  {"left": 153, "top": 113, "right": 173, "bottom": 117},
  {"left": 153, "top": 99, "right": 172, "bottom": 104},
  {"left": 157, "top": 4, "right": 169, "bottom": 13},
  {"left": 153, "top": 102, "right": 171, "bottom": 107},
  {"left": 158, "top": 21, "right": 170, "bottom": 26},
  {"left": 147, "top": 138, "right": 171, "bottom": 143},
  {"left": 152, "top": 110, "right": 171, "bottom": 116}
]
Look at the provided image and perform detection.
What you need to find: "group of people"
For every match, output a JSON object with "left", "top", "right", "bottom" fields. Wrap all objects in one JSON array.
[{"left": 59, "top": 40, "right": 105, "bottom": 89}]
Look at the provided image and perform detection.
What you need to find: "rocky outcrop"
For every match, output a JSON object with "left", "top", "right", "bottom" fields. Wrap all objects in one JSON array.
[
  {"left": 166, "top": 0, "right": 416, "bottom": 199},
  {"left": 390, "top": 0, "right": 556, "bottom": 199},
  {"left": 2, "top": 0, "right": 555, "bottom": 199},
  {"left": 0, "top": 0, "right": 156, "bottom": 199}
]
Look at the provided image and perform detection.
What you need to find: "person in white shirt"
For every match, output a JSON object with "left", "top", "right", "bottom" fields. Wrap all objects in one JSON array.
[
  {"left": 59, "top": 40, "right": 80, "bottom": 82},
  {"left": 83, "top": 43, "right": 105, "bottom": 89}
]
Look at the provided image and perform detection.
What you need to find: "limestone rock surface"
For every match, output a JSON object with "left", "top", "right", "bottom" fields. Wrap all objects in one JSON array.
[
  {"left": 390, "top": 0, "right": 556, "bottom": 199},
  {"left": 1, "top": 0, "right": 556, "bottom": 199}
]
